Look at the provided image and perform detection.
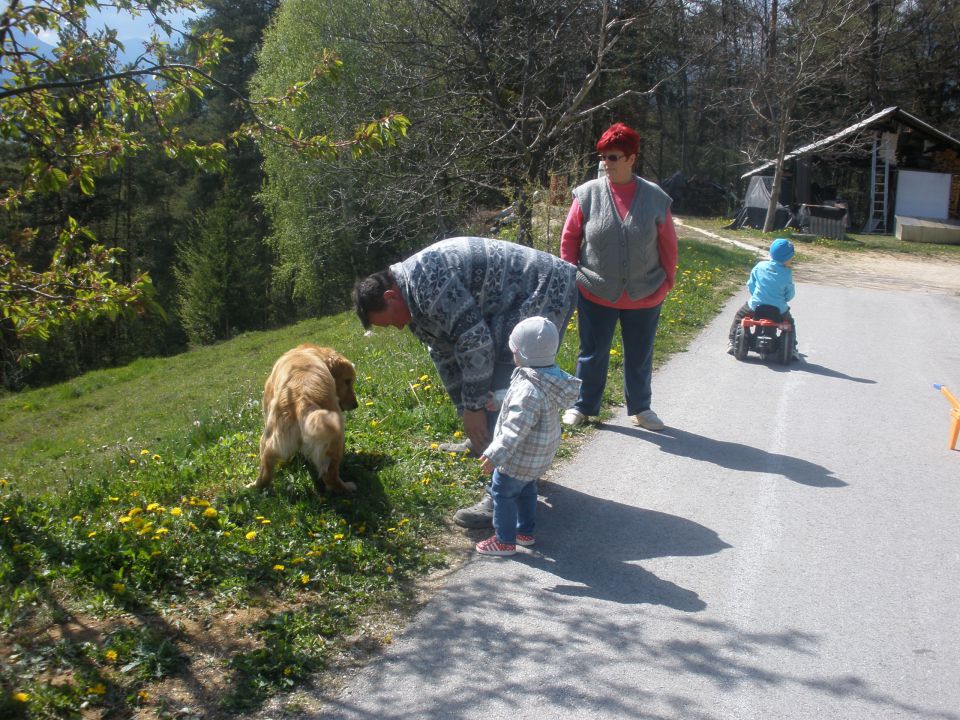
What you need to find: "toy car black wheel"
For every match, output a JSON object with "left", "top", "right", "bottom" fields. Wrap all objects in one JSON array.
[
  {"left": 734, "top": 326, "right": 750, "bottom": 360},
  {"left": 779, "top": 330, "right": 794, "bottom": 365}
]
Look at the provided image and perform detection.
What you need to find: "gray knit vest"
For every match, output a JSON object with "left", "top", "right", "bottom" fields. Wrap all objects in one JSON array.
[{"left": 572, "top": 176, "right": 672, "bottom": 303}]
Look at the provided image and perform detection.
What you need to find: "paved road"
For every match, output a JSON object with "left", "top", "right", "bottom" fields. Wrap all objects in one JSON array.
[{"left": 316, "top": 280, "right": 960, "bottom": 719}]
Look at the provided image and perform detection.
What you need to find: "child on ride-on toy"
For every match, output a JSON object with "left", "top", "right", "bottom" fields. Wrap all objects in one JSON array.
[{"left": 727, "top": 238, "right": 799, "bottom": 360}]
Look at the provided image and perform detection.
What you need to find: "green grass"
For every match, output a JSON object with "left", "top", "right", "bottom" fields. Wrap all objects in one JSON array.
[
  {"left": 680, "top": 215, "right": 960, "bottom": 259},
  {"left": 0, "top": 235, "right": 751, "bottom": 719}
]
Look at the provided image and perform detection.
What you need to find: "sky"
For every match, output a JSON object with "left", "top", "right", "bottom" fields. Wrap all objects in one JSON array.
[{"left": 31, "top": 5, "right": 199, "bottom": 47}]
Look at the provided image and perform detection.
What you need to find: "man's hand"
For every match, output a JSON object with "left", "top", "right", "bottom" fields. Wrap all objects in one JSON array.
[
  {"left": 462, "top": 409, "right": 490, "bottom": 453},
  {"left": 479, "top": 455, "right": 494, "bottom": 475}
]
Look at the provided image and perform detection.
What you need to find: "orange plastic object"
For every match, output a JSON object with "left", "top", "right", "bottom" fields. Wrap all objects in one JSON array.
[{"left": 934, "top": 384, "right": 960, "bottom": 451}]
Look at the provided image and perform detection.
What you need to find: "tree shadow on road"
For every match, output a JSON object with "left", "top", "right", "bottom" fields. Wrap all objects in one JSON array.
[
  {"left": 601, "top": 425, "right": 847, "bottom": 488},
  {"left": 510, "top": 482, "right": 730, "bottom": 610}
]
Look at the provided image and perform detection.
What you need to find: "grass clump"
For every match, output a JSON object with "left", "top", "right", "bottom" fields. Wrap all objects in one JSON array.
[{"left": 0, "top": 235, "right": 750, "bottom": 719}]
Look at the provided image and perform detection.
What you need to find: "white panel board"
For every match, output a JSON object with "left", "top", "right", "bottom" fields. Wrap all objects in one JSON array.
[{"left": 895, "top": 169, "right": 951, "bottom": 220}]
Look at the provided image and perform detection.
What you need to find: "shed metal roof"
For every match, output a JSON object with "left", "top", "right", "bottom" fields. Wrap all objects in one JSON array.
[{"left": 741, "top": 106, "right": 960, "bottom": 179}]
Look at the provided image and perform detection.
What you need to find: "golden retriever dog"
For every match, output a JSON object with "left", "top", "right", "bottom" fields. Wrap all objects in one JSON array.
[{"left": 252, "top": 344, "right": 359, "bottom": 494}]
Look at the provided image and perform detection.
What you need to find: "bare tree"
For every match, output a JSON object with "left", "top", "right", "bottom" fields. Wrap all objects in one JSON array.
[
  {"left": 380, "top": 0, "right": 687, "bottom": 244},
  {"left": 738, "top": 0, "right": 870, "bottom": 232}
]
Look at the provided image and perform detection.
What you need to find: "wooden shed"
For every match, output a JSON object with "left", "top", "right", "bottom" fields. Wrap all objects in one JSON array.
[{"left": 742, "top": 107, "right": 960, "bottom": 241}]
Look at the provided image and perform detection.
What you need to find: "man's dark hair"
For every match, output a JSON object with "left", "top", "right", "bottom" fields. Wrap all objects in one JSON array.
[{"left": 351, "top": 269, "right": 394, "bottom": 329}]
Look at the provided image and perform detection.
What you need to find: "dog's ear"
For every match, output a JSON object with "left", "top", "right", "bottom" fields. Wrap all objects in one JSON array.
[{"left": 325, "top": 352, "right": 355, "bottom": 380}]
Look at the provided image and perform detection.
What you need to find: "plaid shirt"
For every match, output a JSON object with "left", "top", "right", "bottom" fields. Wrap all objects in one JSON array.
[{"left": 483, "top": 366, "right": 581, "bottom": 482}]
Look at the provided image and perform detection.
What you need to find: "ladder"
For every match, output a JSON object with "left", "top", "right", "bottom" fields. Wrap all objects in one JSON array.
[{"left": 864, "top": 133, "right": 890, "bottom": 233}]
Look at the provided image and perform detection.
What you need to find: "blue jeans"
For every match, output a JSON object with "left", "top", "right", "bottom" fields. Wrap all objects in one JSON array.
[
  {"left": 573, "top": 294, "right": 662, "bottom": 416},
  {"left": 490, "top": 469, "right": 537, "bottom": 544}
]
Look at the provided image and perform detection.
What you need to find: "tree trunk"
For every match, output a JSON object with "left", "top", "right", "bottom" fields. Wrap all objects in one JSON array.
[{"left": 762, "top": 114, "right": 790, "bottom": 233}]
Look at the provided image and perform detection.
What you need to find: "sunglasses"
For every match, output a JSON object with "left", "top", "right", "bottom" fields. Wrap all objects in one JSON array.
[{"left": 598, "top": 153, "right": 625, "bottom": 162}]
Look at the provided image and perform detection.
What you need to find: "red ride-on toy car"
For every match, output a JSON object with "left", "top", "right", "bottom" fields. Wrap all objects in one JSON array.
[{"left": 733, "top": 304, "right": 794, "bottom": 365}]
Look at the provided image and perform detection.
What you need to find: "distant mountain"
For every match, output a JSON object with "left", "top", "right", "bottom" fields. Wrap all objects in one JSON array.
[{"left": 2, "top": 29, "right": 165, "bottom": 87}]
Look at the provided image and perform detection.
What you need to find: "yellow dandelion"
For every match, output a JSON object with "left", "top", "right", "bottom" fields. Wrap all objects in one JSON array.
[
  {"left": 188, "top": 522, "right": 198, "bottom": 531},
  {"left": 170, "top": 507, "right": 182, "bottom": 516},
  {"left": 273, "top": 564, "right": 285, "bottom": 571},
  {"left": 112, "top": 583, "right": 126, "bottom": 594},
  {"left": 140, "top": 449, "right": 150, "bottom": 455},
  {"left": 89, "top": 683, "right": 106, "bottom": 695},
  {"left": 424, "top": 384, "right": 432, "bottom": 390},
  {"left": 13, "top": 691, "right": 30, "bottom": 702},
  {"left": 430, "top": 442, "right": 439, "bottom": 450},
  {"left": 138, "top": 523, "right": 154, "bottom": 536},
  {"left": 72, "top": 514, "right": 82, "bottom": 522},
  {"left": 137, "top": 690, "right": 150, "bottom": 701},
  {"left": 202, "top": 507, "right": 218, "bottom": 518},
  {"left": 105, "top": 649, "right": 118, "bottom": 662},
  {"left": 386, "top": 565, "right": 394, "bottom": 574},
  {"left": 245, "top": 531, "right": 257, "bottom": 541},
  {"left": 109, "top": 496, "right": 119, "bottom": 502},
  {"left": 146, "top": 502, "right": 160, "bottom": 512},
  {"left": 453, "top": 430, "right": 462, "bottom": 438},
  {"left": 300, "top": 574, "right": 310, "bottom": 585},
  {"left": 370, "top": 420, "right": 379, "bottom": 428},
  {"left": 87, "top": 531, "right": 97, "bottom": 538},
  {"left": 365, "top": 400, "right": 374, "bottom": 406},
  {"left": 152, "top": 454, "right": 161, "bottom": 461},
  {"left": 129, "top": 459, "right": 136, "bottom": 465},
  {"left": 118, "top": 516, "right": 132, "bottom": 524},
  {"left": 333, "top": 533, "right": 345, "bottom": 540},
  {"left": 128, "top": 507, "right": 142, "bottom": 517},
  {"left": 259, "top": 518, "right": 271, "bottom": 525},
  {"left": 291, "top": 557, "right": 305, "bottom": 565},
  {"left": 421, "top": 477, "right": 430, "bottom": 485},
  {"left": 419, "top": 374, "right": 430, "bottom": 381},
  {"left": 411, "top": 383, "right": 421, "bottom": 389},
  {"left": 399, "top": 518, "right": 409, "bottom": 526},
  {"left": 154, "top": 527, "right": 169, "bottom": 536}
]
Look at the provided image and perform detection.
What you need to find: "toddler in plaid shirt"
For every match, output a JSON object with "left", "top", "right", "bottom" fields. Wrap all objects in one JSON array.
[{"left": 476, "top": 317, "right": 581, "bottom": 556}]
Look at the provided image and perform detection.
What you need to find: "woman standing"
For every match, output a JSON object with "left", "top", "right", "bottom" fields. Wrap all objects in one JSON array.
[{"left": 560, "top": 122, "right": 678, "bottom": 430}]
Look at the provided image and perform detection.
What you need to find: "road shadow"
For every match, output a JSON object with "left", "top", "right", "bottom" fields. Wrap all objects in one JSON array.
[
  {"left": 750, "top": 356, "right": 877, "bottom": 383},
  {"left": 601, "top": 425, "right": 847, "bottom": 488},
  {"left": 506, "top": 482, "right": 731, "bottom": 611}
]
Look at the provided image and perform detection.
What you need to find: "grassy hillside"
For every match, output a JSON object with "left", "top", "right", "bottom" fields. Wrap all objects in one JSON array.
[{"left": 0, "top": 237, "right": 753, "bottom": 719}]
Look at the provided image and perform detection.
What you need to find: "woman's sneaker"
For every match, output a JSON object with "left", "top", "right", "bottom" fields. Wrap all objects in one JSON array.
[
  {"left": 515, "top": 533, "right": 535, "bottom": 546},
  {"left": 633, "top": 409, "right": 665, "bottom": 431},
  {"left": 475, "top": 536, "right": 517, "bottom": 556},
  {"left": 562, "top": 408, "right": 587, "bottom": 427}
]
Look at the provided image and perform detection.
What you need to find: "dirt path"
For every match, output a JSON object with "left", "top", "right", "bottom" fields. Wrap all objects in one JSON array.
[{"left": 675, "top": 219, "right": 960, "bottom": 296}]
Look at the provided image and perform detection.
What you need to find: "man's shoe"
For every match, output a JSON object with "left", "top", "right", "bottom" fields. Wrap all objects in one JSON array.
[
  {"left": 633, "top": 409, "right": 666, "bottom": 431},
  {"left": 726, "top": 344, "right": 735, "bottom": 355},
  {"left": 562, "top": 408, "right": 587, "bottom": 427},
  {"left": 515, "top": 533, "right": 535, "bottom": 546},
  {"left": 791, "top": 348, "right": 801, "bottom": 362},
  {"left": 453, "top": 494, "right": 494, "bottom": 528}
]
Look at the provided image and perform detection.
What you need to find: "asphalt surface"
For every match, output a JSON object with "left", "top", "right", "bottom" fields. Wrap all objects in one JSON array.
[{"left": 315, "top": 279, "right": 960, "bottom": 719}]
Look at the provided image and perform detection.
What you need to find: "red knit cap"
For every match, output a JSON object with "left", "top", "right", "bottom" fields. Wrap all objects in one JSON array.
[{"left": 596, "top": 122, "right": 640, "bottom": 157}]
